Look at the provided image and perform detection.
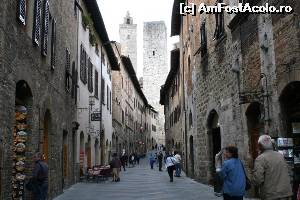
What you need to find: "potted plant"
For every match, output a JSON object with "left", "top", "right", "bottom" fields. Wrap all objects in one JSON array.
[
  {"left": 89, "top": 32, "right": 96, "bottom": 46},
  {"left": 82, "top": 14, "right": 93, "bottom": 30}
]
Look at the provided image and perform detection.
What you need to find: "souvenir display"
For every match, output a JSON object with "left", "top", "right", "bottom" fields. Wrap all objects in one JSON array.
[{"left": 12, "top": 105, "right": 29, "bottom": 199}]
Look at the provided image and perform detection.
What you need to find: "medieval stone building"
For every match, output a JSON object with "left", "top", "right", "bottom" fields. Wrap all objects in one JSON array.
[{"left": 162, "top": 0, "right": 300, "bottom": 197}]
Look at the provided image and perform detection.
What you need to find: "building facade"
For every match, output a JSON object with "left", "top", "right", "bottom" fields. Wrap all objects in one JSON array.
[
  {"left": 119, "top": 12, "right": 138, "bottom": 73},
  {"left": 0, "top": 0, "right": 78, "bottom": 199},
  {"left": 143, "top": 21, "right": 168, "bottom": 146},
  {"left": 112, "top": 45, "right": 152, "bottom": 156},
  {"left": 76, "top": 0, "right": 118, "bottom": 178},
  {"left": 162, "top": 0, "right": 300, "bottom": 198},
  {"left": 0, "top": 0, "right": 118, "bottom": 199}
]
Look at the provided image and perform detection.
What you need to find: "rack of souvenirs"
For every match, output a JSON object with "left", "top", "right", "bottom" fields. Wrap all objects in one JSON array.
[{"left": 12, "top": 105, "right": 28, "bottom": 200}]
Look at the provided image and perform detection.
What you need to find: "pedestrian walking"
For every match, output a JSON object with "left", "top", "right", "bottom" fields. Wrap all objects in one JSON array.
[
  {"left": 136, "top": 154, "right": 140, "bottom": 165},
  {"left": 29, "top": 152, "right": 49, "bottom": 200},
  {"left": 149, "top": 153, "right": 156, "bottom": 169},
  {"left": 157, "top": 151, "right": 163, "bottom": 171},
  {"left": 110, "top": 153, "right": 121, "bottom": 182},
  {"left": 174, "top": 151, "right": 181, "bottom": 177},
  {"left": 120, "top": 153, "right": 126, "bottom": 171},
  {"left": 252, "top": 135, "right": 293, "bottom": 200},
  {"left": 215, "top": 146, "right": 246, "bottom": 200},
  {"left": 165, "top": 153, "right": 176, "bottom": 182}
]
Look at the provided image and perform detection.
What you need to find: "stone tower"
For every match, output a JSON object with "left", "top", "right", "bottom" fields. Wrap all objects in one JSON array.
[
  {"left": 143, "top": 21, "right": 168, "bottom": 145},
  {"left": 119, "top": 11, "right": 137, "bottom": 72}
]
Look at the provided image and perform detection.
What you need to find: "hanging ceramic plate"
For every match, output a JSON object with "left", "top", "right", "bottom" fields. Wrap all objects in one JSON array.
[
  {"left": 16, "top": 123, "right": 27, "bottom": 131},
  {"left": 15, "top": 173, "right": 26, "bottom": 181},
  {"left": 16, "top": 161, "right": 25, "bottom": 171},
  {"left": 15, "top": 143, "right": 25, "bottom": 153}
]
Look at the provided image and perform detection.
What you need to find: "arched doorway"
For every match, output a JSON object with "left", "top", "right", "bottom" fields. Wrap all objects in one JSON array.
[
  {"left": 79, "top": 132, "right": 84, "bottom": 176},
  {"left": 14, "top": 80, "right": 33, "bottom": 200},
  {"left": 86, "top": 135, "right": 91, "bottom": 168},
  {"left": 95, "top": 139, "right": 100, "bottom": 165},
  {"left": 280, "top": 81, "right": 300, "bottom": 196},
  {"left": 62, "top": 130, "right": 68, "bottom": 188},
  {"left": 189, "top": 135, "right": 194, "bottom": 177},
  {"left": 43, "top": 110, "right": 51, "bottom": 163},
  {"left": 246, "top": 102, "right": 264, "bottom": 168},
  {"left": 207, "top": 110, "right": 221, "bottom": 185}
]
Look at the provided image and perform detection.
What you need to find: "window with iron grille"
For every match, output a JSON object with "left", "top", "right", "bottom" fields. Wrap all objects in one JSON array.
[
  {"left": 80, "top": 44, "right": 87, "bottom": 84},
  {"left": 87, "top": 58, "right": 93, "bottom": 93},
  {"left": 17, "top": 0, "right": 26, "bottom": 25},
  {"left": 65, "top": 48, "right": 71, "bottom": 93},
  {"left": 200, "top": 21, "right": 207, "bottom": 56},
  {"left": 51, "top": 19, "right": 56, "bottom": 70},
  {"left": 213, "top": 0, "right": 225, "bottom": 41},
  {"left": 33, "top": 0, "right": 42, "bottom": 45},
  {"left": 41, "top": 0, "right": 49, "bottom": 56},
  {"left": 94, "top": 70, "right": 98, "bottom": 98},
  {"left": 101, "top": 77, "right": 105, "bottom": 104}
]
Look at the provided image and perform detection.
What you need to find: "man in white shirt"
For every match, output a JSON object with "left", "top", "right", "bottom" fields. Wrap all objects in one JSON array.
[{"left": 165, "top": 154, "right": 176, "bottom": 182}]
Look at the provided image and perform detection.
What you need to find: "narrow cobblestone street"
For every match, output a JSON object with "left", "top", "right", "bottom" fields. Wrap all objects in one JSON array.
[{"left": 54, "top": 158, "right": 220, "bottom": 200}]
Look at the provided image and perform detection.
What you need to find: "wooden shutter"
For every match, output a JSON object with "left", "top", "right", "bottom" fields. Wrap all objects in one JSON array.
[
  {"left": 65, "top": 48, "right": 71, "bottom": 92},
  {"left": 17, "top": 0, "right": 26, "bottom": 25},
  {"left": 88, "top": 59, "right": 93, "bottom": 93},
  {"left": 51, "top": 19, "right": 56, "bottom": 70},
  {"left": 83, "top": 50, "right": 87, "bottom": 84},
  {"left": 72, "top": 62, "right": 76, "bottom": 98},
  {"left": 33, "top": 0, "right": 42, "bottom": 45},
  {"left": 95, "top": 70, "right": 98, "bottom": 98},
  {"left": 80, "top": 44, "right": 84, "bottom": 83},
  {"left": 41, "top": 0, "right": 50, "bottom": 56},
  {"left": 101, "top": 77, "right": 105, "bottom": 104}
]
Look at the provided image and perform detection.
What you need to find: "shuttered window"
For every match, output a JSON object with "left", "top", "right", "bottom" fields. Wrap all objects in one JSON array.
[
  {"left": 87, "top": 58, "right": 93, "bottom": 93},
  {"left": 200, "top": 21, "right": 207, "bottom": 56},
  {"left": 71, "top": 62, "right": 76, "bottom": 98},
  {"left": 107, "top": 86, "right": 109, "bottom": 110},
  {"left": 80, "top": 44, "right": 87, "bottom": 84},
  {"left": 41, "top": 0, "right": 49, "bottom": 56},
  {"left": 94, "top": 70, "right": 98, "bottom": 98},
  {"left": 213, "top": 0, "right": 225, "bottom": 41},
  {"left": 17, "top": 0, "right": 26, "bottom": 25},
  {"left": 33, "top": 0, "right": 42, "bottom": 45},
  {"left": 101, "top": 77, "right": 105, "bottom": 104},
  {"left": 65, "top": 48, "right": 71, "bottom": 93},
  {"left": 51, "top": 19, "right": 56, "bottom": 70}
]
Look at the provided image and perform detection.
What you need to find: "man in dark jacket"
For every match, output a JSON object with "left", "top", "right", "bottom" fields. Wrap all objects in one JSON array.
[
  {"left": 32, "top": 152, "right": 48, "bottom": 200},
  {"left": 157, "top": 151, "right": 163, "bottom": 171}
]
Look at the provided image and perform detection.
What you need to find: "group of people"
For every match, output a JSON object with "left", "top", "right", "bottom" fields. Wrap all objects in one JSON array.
[
  {"left": 216, "top": 134, "right": 292, "bottom": 200},
  {"left": 149, "top": 150, "right": 182, "bottom": 182}
]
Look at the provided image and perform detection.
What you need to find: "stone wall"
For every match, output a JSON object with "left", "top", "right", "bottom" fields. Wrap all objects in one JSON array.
[{"left": 0, "top": 0, "right": 78, "bottom": 199}]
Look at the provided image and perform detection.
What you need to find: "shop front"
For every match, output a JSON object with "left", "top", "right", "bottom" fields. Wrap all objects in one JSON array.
[{"left": 279, "top": 81, "right": 300, "bottom": 199}]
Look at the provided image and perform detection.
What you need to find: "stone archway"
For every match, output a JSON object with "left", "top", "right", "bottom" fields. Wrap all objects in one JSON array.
[
  {"left": 246, "top": 102, "right": 264, "bottom": 168},
  {"left": 207, "top": 110, "right": 221, "bottom": 185},
  {"left": 189, "top": 135, "right": 195, "bottom": 177},
  {"left": 14, "top": 80, "right": 33, "bottom": 200},
  {"left": 279, "top": 81, "right": 300, "bottom": 195}
]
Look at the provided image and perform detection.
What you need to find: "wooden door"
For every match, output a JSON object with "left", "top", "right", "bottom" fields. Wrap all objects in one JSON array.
[{"left": 43, "top": 120, "right": 49, "bottom": 162}]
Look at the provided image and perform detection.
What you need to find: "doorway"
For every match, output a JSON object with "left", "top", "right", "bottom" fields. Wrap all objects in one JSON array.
[
  {"left": 43, "top": 110, "right": 51, "bottom": 163},
  {"left": 62, "top": 130, "right": 68, "bottom": 188},
  {"left": 189, "top": 135, "right": 195, "bottom": 177},
  {"left": 207, "top": 110, "right": 221, "bottom": 185}
]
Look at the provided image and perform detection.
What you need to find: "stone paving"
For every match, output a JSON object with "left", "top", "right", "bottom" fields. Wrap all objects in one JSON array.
[{"left": 54, "top": 158, "right": 254, "bottom": 200}]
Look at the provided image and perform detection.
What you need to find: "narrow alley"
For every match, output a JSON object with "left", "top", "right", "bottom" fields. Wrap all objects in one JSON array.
[{"left": 54, "top": 157, "right": 219, "bottom": 200}]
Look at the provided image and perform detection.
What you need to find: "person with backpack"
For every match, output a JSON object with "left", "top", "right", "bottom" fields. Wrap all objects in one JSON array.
[
  {"left": 30, "top": 152, "right": 49, "bottom": 200},
  {"left": 165, "top": 153, "right": 176, "bottom": 182},
  {"left": 215, "top": 146, "right": 246, "bottom": 200}
]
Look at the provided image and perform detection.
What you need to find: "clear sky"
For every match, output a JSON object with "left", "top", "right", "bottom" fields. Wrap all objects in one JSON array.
[{"left": 97, "top": 0, "right": 179, "bottom": 78}]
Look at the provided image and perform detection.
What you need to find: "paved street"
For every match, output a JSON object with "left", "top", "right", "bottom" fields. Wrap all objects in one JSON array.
[{"left": 54, "top": 158, "right": 222, "bottom": 200}]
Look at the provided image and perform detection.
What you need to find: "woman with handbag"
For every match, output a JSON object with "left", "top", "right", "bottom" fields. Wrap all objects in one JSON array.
[{"left": 215, "top": 146, "right": 247, "bottom": 200}]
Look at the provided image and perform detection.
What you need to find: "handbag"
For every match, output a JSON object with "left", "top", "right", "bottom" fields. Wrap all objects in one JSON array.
[{"left": 240, "top": 160, "right": 251, "bottom": 191}]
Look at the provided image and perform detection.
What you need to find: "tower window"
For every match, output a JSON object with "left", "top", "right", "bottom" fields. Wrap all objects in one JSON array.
[
  {"left": 153, "top": 51, "right": 155, "bottom": 56},
  {"left": 126, "top": 19, "right": 130, "bottom": 24}
]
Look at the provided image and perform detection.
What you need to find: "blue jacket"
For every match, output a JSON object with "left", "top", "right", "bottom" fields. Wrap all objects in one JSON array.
[{"left": 218, "top": 158, "right": 246, "bottom": 197}]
